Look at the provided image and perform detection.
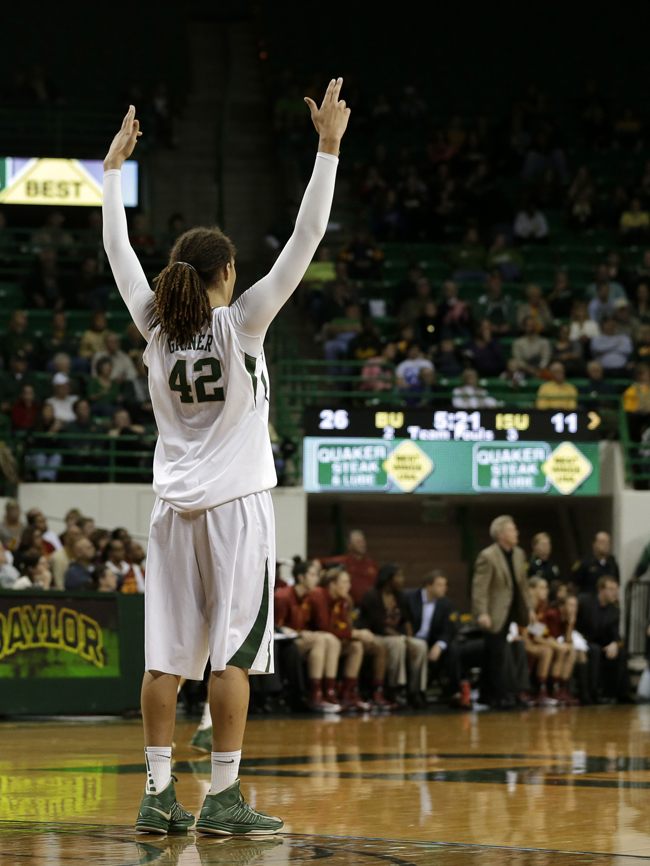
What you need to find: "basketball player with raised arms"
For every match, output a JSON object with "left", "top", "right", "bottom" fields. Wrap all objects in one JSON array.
[{"left": 102, "top": 80, "right": 350, "bottom": 835}]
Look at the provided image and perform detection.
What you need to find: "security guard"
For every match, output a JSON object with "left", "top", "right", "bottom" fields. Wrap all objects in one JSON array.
[
  {"left": 527, "top": 532, "right": 562, "bottom": 583},
  {"left": 572, "top": 531, "right": 619, "bottom": 595}
]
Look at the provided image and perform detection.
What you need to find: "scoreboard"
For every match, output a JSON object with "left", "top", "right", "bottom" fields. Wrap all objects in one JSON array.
[{"left": 302, "top": 408, "right": 601, "bottom": 496}]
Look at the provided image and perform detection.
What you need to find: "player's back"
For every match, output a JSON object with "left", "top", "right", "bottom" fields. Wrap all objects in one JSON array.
[{"left": 143, "top": 306, "right": 275, "bottom": 512}]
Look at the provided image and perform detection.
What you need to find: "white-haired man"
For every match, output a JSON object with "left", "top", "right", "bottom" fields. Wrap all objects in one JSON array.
[{"left": 472, "top": 515, "right": 534, "bottom": 707}]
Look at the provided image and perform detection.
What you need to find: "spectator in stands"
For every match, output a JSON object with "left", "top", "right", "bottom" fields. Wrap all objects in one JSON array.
[
  {"left": 13, "top": 550, "right": 53, "bottom": 591},
  {"left": 22, "top": 248, "right": 66, "bottom": 310},
  {"left": 91, "top": 564, "right": 119, "bottom": 592},
  {"left": 0, "top": 499, "right": 23, "bottom": 551},
  {"left": 536, "top": 361, "right": 578, "bottom": 409},
  {"left": 567, "top": 188, "right": 595, "bottom": 230},
  {"left": 588, "top": 283, "right": 616, "bottom": 324},
  {"left": 64, "top": 537, "right": 96, "bottom": 590},
  {"left": 404, "top": 569, "right": 466, "bottom": 707},
  {"left": 129, "top": 214, "right": 157, "bottom": 258},
  {"left": 395, "top": 344, "right": 434, "bottom": 390},
  {"left": 623, "top": 364, "right": 650, "bottom": 441},
  {"left": 571, "top": 531, "right": 619, "bottom": 595},
  {"left": 516, "top": 284, "right": 553, "bottom": 334},
  {"left": 61, "top": 508, "right": 82, "bottom": 539},
  {"left": 512, "top": 316, "right": 552, "bottom": 376},
  {"left": 275, "top": 558, "right": 342, "bottom": 711},
  {"left": 308, "top": 567, "right": 392, "bottom": 711},
  {"left": 45, "top": 373, "right": 77, "bottom": 423},
  {"left": 88, "top": 359, "right": 122, "bottom": 415},
  {"left": 25, "top": 403, "right": 63, "bottom": 481},
  {"left": 472, "top": 515, "right": 533, "bottom": 707},
  {"left": 547, "top": 269, "right": 574, "bottom": 319},
  {"left": 27, "top": 507, "right": 62, "bottom": 553},
  {"left": 579, "top": 360, "right": 619, "bottom": 406},
  {"left": 435, "top": 338, "right": 463, "bottom": 377},
  {"left": 399, "top": 278, "right": 433, "bottom": 323},
  {"left": 347, "top": 317, "right": 384, "bottom": 364},
  {"left": 33, "top": 209, "right": 74, "bottom": 252},
  {"left": 122, "top": 353, "right": 154, "bottom": 425},
  {"left": 513, "top": 201, "right": 549, "bottom": 244},
  {"left": 49, "top": 525, "right": 83, "bottom": 589},
  {"left": 449, "top": 227, "right": 486, "bottom": 282},
  {"left": 577, "top": 576, "right": 629, "bottom": 703},
  {"left": 632, "top": 324, "right": 650, "bottom": 366},
  {"left": 613, "top": 299, "right": 636, "bottom": 338},
  {"left": 452, "top": 368, "right": 497, "bottom": 408},
  {"left": 437, "top": 280, "right": 472, "bottom": 338},
  {"left": 102, "top": 539, "right": 132, "bottom": 590},
  {"left": 338, "top": 228, "right": 384, "bottom": 280},
  {"left": 3, "top": 311, "right": 33, "bottom": 366},
  {"left": 11, "top": 384, "right": 39, "bottom": 431},
  {"left": 570, "top": 300, "right": 600, "bottom": 347},
  {"left": 65, "top": 399, "right": 101, "bottom": 472},
  {"left": 13, "top": 525, "right": 45, "bottom": 572},
  {"left": 360, "top": 342, "right": 396, "bottom": 391},
  {"left": 462, "top": 319, "right": 505, "bottom": 376},
  {"left": 359, "top": 564, "right": 428, "bottom": 707},
  {"left": 393, "top": 262, "right": 424, "bottom": 303},
  {"left": 485, "top": 232, "right": 524, "bottom": 281},
  {"left": 321, "top": 529, "right": 379, "bottom": 608},
  {"left": 323, "top": 303, "right": 362, "bottom": 368},
  {"left": 586, "top": 263, "right": 627, "bottom": 303},
  {"left": 620, "top": 198, "right": 650, "bottom": 245},
  {"left": 108, "top": 409, "right": 147, "bottom": 481},
  {"left": 0, "top": 541, "right": 20, "bottom": 588},
  {"left": 91, "top": 332, "right": 137, "bottom": 382},
  {"left": 0, "top": 352, "right": 36, "bottom": 412},
  {"left": 47, "top": 354, "right": 80, "bottom": 396},
  {"left": 67, "top": 257, "right": 109, "bottom": 310},
  {"left": 551, "top": 323, "right": 584, "bottom": 377},
  {"left": 89, "top": 528, "right": 111, "bottom": 563},
  {"left": 528, "top": 532, "right": 562, "bottom": 584},
  {"left": 37, "top": 312, "right": 79, "bottom": 366},
  {"left": 474, "top": 272, "right": 515, "bottom": 334},
  {"left": 79, "top": 311, "right": 110, "bottom": 359},
  {"left": 590, "top": 316, "right": 633, "bottom": 376}
]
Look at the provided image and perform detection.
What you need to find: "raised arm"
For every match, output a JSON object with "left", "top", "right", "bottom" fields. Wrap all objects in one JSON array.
[
  {"left": 230, "top": 78, "right": 350, "bottom": 345},
  {"left": 102, "top": 106, "right": 156, "bottom": 340}
]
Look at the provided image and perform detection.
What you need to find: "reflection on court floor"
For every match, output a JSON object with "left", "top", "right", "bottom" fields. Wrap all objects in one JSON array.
[{"left": 3, "top": 705, "right": 650, "bottom": 860}]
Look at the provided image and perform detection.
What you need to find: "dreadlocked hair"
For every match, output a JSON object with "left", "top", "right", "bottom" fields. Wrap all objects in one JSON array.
[{"left": 153, "top": 227, "right": 236, "bottom": 345}]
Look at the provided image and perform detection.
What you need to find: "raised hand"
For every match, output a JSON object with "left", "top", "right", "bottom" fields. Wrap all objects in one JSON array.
[
  {"left": 304, "top": 78, "right": 351, "bottom": 156},
  {"left": 104, "top": 105, "right": 142, "bottom": 171}
]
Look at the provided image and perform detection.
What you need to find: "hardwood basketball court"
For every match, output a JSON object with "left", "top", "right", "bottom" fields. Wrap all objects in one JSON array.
[{"left": 2, "top": 705, "right": 650, "bottom": 863}]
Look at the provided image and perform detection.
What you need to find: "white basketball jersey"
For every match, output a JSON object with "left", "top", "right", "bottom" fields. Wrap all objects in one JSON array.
[{"left": 143, "top": 306, "right": 276, "bottom": 512}]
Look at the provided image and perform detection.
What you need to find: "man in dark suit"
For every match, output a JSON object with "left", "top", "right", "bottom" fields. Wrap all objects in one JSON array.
[
  {"left": 572, "top": 531, "right": 619, "bottom": 595},
  {"left": 404, "top": 570, "right": 464, "bottom": 702},
  {"left": 471, "top": 515, "right": 534, "bottom": 707},
  {"left": 577, "top": 575, "right": 629, "bottom": 702}
]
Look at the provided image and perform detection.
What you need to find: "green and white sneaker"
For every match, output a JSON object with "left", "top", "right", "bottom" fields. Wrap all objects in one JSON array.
[
  {"left": 135, "top": 775, "right": 195, "bottom": 834},
  {"left": 195, "top": 780, "right": 284, "bottom": 836},
  {"left": 189, "top": 725, "right": 212, "bottom": 753}
]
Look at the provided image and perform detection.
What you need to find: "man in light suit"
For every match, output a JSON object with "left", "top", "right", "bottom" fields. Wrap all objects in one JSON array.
[{"left": 472, "top": 515, "right": 534, "bottom": 707}]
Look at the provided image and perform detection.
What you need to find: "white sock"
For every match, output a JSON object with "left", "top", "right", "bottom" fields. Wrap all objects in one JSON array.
[
  {"left": 198, "top": 701, "right": 212, "bottom": 731},
  {"left": 210, "top": 750, "right": 241, "bottom": 794},
  {"left": 145, "top": 747, "right": 172, "bottom": 794}
]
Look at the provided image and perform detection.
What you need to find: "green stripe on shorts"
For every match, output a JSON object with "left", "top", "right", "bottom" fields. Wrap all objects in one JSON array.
[{"left": 228, "top": 560, "right": 269, "bottom": 670}]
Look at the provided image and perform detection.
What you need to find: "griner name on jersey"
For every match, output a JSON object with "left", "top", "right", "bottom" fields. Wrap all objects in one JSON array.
[{"left": 167, "top": 334, "right": 215, "bottom": 353}]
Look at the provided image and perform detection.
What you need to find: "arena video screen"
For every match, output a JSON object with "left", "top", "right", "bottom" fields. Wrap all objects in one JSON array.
[
  {"left": 0, "top": 157, "right": 138, "bottom": 206},
  {"left": 302, "top": 407, "right": 601, "bottom": 496}
]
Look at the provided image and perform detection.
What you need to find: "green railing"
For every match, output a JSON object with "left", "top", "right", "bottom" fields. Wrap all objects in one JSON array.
[
  {"left": 16, "top": 432, "right": 156, "bottom": 484},
  {"left": 619, "top": 403, "right": 650, "bottom": 485}
]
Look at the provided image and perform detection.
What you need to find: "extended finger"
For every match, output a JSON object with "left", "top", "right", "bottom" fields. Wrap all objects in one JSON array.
[
  {"left": 304, "top": 97, "right": 318, "bottom": 114},
  {"left": 332, "top": 77, "right": 343, "bottom": 102},
  {"left": 321, "top": 79, "right": 335, "bottom": 107}
]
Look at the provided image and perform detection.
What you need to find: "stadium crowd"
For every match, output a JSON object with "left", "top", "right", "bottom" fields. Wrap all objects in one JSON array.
[{"left": 2, "top": 498, "right": 641, "bottom": 714}]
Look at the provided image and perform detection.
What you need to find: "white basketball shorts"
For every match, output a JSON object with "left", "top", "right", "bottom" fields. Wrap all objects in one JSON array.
[{"left": 144, "top": 490, "right": 275, "bottom": 680}]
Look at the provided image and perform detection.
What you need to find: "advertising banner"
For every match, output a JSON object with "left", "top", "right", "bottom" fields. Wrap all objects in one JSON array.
[
  {"left": 0, "top": 158, "right": 138, "bottom": 206},
  {"left": 303, "top": 437, "right": 599, "bottom": 496}
]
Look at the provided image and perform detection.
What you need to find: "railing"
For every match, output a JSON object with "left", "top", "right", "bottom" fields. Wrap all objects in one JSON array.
[
  {"left": 16, "top": 432, "right": 156, "bottom": 484},
  {"left": 625, "top": 579, "right": 650, "bottom": 657}
]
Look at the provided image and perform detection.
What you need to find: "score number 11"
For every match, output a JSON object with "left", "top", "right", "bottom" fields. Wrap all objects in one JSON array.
[{"left": 551, "top": 412, "right": 577, "bottom": 433}]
